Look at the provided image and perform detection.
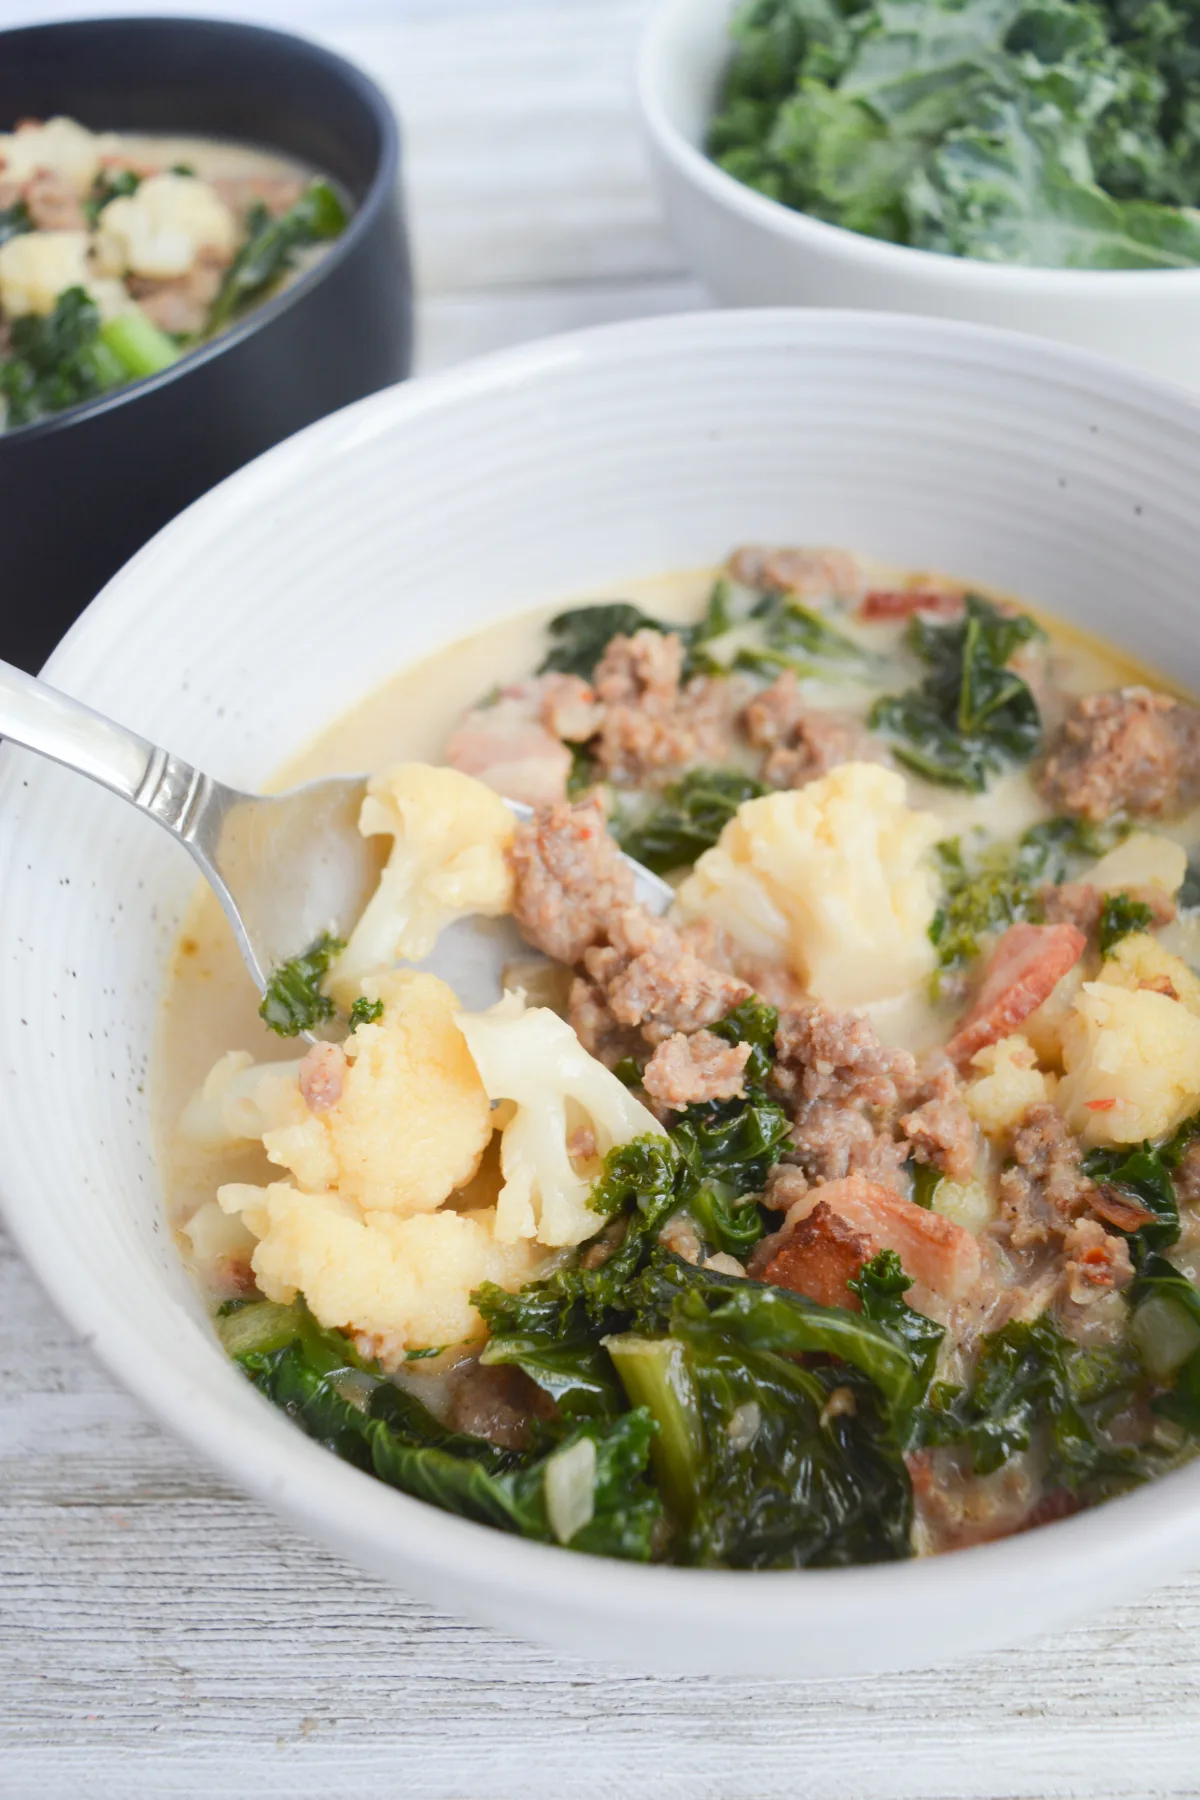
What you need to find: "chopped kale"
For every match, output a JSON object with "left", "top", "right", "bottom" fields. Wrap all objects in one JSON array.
[
  {"left": 208, "top": 178, "right": 348, "bottom": 333},
  {"left": 348, "top": 995, "right": 384, "bottom": 1030},
  {"left": 928, "top": 813, "right": 1115, "bottom": 990},
  {"left": 708, "top": 995, "right": 779, "bottom": 1087},
  {"left": 1083, "top": 1110, "right": 1200, "bottom": 1258},
  {"left": 672, "top": 1311, "right": 913, "bottom": 1566},
  {"left": 1131, "top": 1253, "right": 1200, "bottom": 1430},
  {"left": 615, "top": 767, "right": 768, "bottom": 872},
  {"left": 258, "top": 931, "right": 344, "bottom": 1036},
  {"left": 538, "top": 602, "right": 676, "bottom": 681},
  {"left": 0, "top": 197, "right": 32, "bottom": 245},
  {"left": 234, "top": 1302, "right": 661, "bottom": 1556},
  {"left": 850, "top": 1250, "right": 945, "bottom": 1394},
  {"left": 707, "top": 0, "right": 1200, "bottom": 270},
  {"left": 1180, "top": 855, "right": 1200, "bottom": 913},
  {"left": 870, "top": 594, "right": 1044, "bottom": 791},
  {"left": 733, "top": 590, "right": 878, "bottom": 679},
  {"left": 0, "top": 286, "right": 124, "bottom": 429},
  {"left": 1098, "top": 890, "right": 1156, "bottom": 953},
  {"left": 566, "top": 742, "right": 599, "bottom": 796},
  {"left": 914, "top": 1315, "right": 1154, "bottom": 1494},
  {"left": 84, "top": 166, "right": 141, "bottom": 226},
  {"left": 688, "top": 580, "right": 876, "bottom": 681}
]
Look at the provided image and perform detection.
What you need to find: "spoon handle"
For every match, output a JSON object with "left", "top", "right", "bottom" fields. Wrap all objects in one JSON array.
[{"left": 0, "top": 658, "right": 214, "bottom": 839}]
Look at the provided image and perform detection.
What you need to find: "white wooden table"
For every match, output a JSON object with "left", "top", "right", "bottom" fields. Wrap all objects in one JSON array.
[{"left": 5, "top": 5, "right": 1200, "bottom": 1794}]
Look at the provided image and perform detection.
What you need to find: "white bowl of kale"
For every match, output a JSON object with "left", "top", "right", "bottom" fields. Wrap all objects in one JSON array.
[
  {"left": 8, "top": 308, "right": 1200, "bottom": 1677},
  {"left": 638, "top": 0, "right": 1200, "bottom": 386}
]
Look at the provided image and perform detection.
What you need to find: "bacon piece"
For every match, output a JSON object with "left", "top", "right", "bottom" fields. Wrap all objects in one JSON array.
[
  {"left": 774, "top": 1173, "right": 981, "bottom": 1302},
  {"left": 859, "top": 589, "right": 963, "bottom": 621},
  {"left": 947, "top": 922, "right": 1087, "bottom": 1067},
  {"left": 1089, "top": 1186, "right": 1155, "bottom": 1234},
  {"left": 760, "top": 1200, "right": 872, "bottom": 1309},
  {"left": 446, "top": 682, "right": 573, "bottom": 808}
]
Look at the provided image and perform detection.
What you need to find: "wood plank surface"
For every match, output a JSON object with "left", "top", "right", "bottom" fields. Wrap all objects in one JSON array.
[{"left": 3, "top": 4, "right": 1199, "bottom": 1796}]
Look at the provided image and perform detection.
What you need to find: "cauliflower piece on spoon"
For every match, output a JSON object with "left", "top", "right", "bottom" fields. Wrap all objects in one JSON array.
[{"left": 327, "top": 763, "right": 516, "bottom": 1007}]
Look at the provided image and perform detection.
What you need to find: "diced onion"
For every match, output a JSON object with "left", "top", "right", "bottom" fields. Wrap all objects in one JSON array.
[
  {"left": 1131, "top": 1294, "right": 1200, "bottom": 1381},
  {"left": 725, "top": 1401, "right": 761, "bottom": 1452},
  {"left": 544, "top": 1436, "right": 597, "bottom": 1545}
]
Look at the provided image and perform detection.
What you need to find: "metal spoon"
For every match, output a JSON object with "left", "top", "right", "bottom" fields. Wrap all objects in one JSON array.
[{"left": 0, "top": 660, "right": 673, "bottom": 1025}]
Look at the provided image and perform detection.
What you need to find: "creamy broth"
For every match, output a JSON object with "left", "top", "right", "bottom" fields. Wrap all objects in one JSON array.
[
  {"left": 157, "top": 553, "right": 1200, "bottom": 1568},
  {"left": 157, "top": 562, "right": 1163, "bottom": 1256}
]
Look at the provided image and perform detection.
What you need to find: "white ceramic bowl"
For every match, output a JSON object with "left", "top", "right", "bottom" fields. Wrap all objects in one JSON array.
[
  {"left": 637, "top": 0, "right": 1200, "bottom": 388},
  {"left": 5, "top": 309, "right": 1200, "bottom": 1677}
]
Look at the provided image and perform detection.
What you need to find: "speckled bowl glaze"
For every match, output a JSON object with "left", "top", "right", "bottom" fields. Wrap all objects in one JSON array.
[{"left": 2, "top": 310, "right": 1200, "bottom": 1676}]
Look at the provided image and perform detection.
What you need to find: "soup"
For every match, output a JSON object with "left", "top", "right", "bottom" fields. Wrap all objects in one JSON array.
[
  {"left": 0, "top": 115, "right": 348, "bottom": 430},
  {"left": 159, "top": 547, "right": 1200, "bottom": 1567}
]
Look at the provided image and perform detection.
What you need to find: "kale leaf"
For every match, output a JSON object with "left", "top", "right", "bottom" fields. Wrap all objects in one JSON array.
[
  {"left": 1098, "top": 890, "right": 1155, "bottom": 953},
  {"left": 208, "top": 179, "right": 348, "bottom": 333},
  {"left": 850, "top": 1250, "right": 946, "bottom": 1392},
  {"left": 869, "top": 594, "right": 1044, "bottom": 791},
  {"left": 615, "top": 767, "right": 768, "bottom": 873},
  {"left": 258, "top": 931, "right": 344, "bottom": 1036},
  {"left": 229, "top": 1297, "right": 662, "bottom": 1557},
  {"left": 0, "top": 286, "right": 124, "bottom": 429},
  {"left": 675, "top": 1313, "right": 914, "bottom": 1567},
  {"left": 914, "top": 1314, "right": 1152, "bottom": 1493},
  {"left": 0, "top": 198, "right": 32, "bottom": 246},
  {"left": 84, "top": 166, "right": 141, "bottom": 227},
  {"left": 539, "top": 603, "right": 676, "bottom": 680},
  {"left": 928, "top": 813, "right": 1124, "bottom": 988},
  {"left": 1082, "top": 1128, "right": 1195, "bottom": 1259},
  {"left": 348, "top": 996, "right": 384, "bottom": 1030},
  {"left": 734, "top": 590, "right": 879, "bottom": 678},
  {"left": 1130, "top": 1252, "right": 1200, "bottom": 1431}
]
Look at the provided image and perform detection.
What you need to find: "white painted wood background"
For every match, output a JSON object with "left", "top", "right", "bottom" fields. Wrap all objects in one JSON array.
[{"left": 5, "top": 3, "right": 1200, "bottom": 1795}]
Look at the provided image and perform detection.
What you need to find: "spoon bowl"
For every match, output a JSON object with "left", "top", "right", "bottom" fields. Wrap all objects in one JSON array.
[{"left": 0, "top": 660, "right": 673, "bottom": 1032}]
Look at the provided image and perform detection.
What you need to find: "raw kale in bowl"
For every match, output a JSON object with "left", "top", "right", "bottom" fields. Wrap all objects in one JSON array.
[{"left": 707, "top": 0, "right": 1200, "bottom": 268}]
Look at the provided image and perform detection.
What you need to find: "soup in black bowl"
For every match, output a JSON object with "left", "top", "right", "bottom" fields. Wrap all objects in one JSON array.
[{"left": 0, "top": 17, "right": 412, "bottom": 672}]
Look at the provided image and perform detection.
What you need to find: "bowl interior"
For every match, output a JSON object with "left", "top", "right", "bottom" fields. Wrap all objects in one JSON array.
[{"left": 5, "top": 310, "right": 1200, "bottom": 1673}]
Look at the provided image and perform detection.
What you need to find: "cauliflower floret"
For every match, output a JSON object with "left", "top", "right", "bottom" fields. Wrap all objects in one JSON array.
[
  {"left": 1084, "top": 830, "right": 1187, "bottom": 899},
  {"left": 1058, "top": 979, "right": 1200, "bottom": 1145},
  {"left": 673, "top": 762, "right": 942, "bottom": 1006},
  {"left": 181, "top": 1197, "right": 257, "bottom": 1295},
  {"left": 179, "top": 1049, "right": 307, "bottom": 1147},
  {"left": 931, "top": 1178, "right": 996, "bottom": 1235},
  {"left": 455, "top": 994, "right": 665, "bottom": 1247},
  {"left": 263, "top": 970, "right": 493, "bottom": 1216},
  {"left": 328, "top": 763, "right": 516, "bottom": 1006},
  {"left": 1021, "top": 962, "right": 1086, "bottom": 1069},
  {"left": 218, "top": 1183, "right": 539, "bottom": 1365},
  {"left": 0, "top": 230, "right": 124, "bottom": 319},
  {"left": 0, "top": 117, "right": 109, "bottom": 194},
  {"left": 1101, "top": 933, "right": 1200, "bottom": 1017},
  {"left": 966, "top": 1034, "right": 1056, "bottom": 1138},
  {"left": 92, "top": 172, "right": 237, "bottom": 280}
]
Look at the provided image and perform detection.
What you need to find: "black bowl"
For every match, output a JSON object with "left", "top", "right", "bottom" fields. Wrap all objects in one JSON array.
[{"left": 0, "top": 16, "right": 413, "bottom": 671}]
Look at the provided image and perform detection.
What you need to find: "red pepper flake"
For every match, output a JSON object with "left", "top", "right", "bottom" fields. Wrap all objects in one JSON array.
[{"left": 1086, "top": 1097, "right": 1117, "bottom": 1112}]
